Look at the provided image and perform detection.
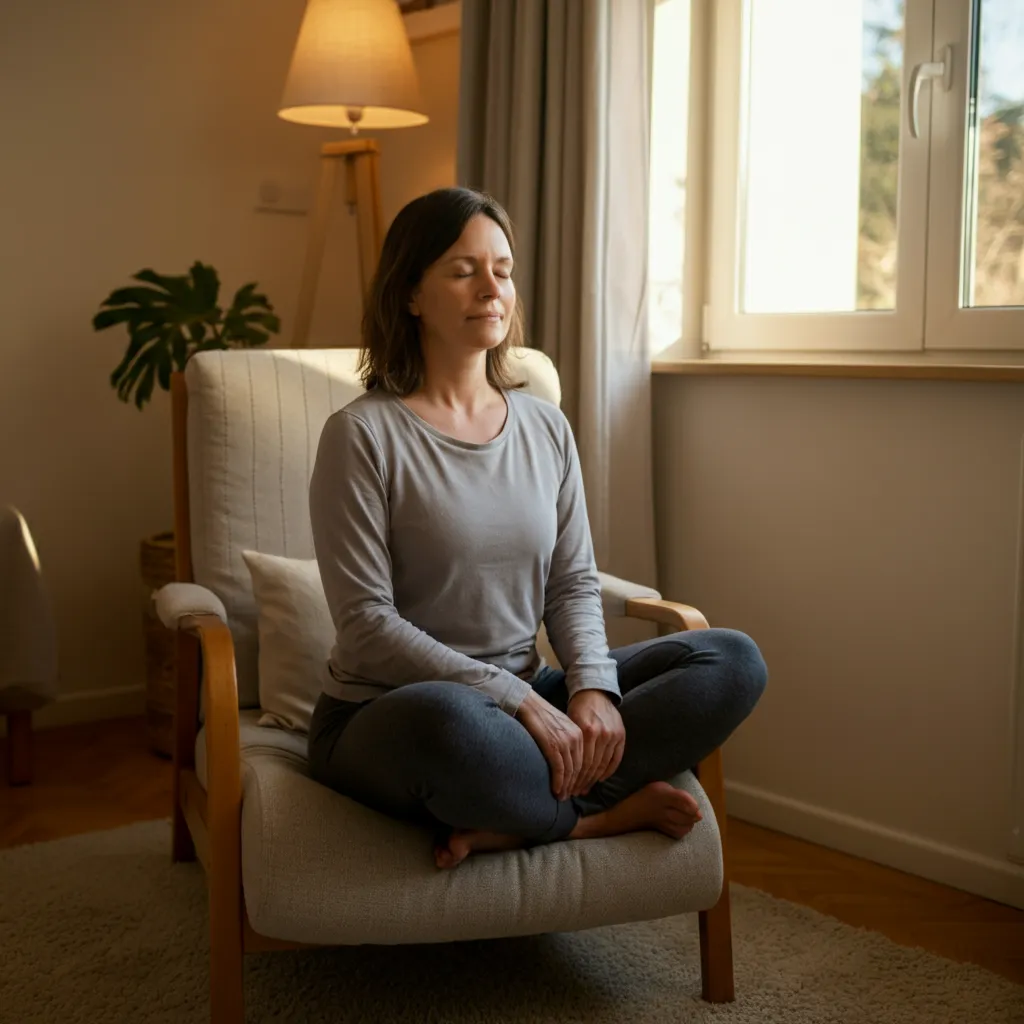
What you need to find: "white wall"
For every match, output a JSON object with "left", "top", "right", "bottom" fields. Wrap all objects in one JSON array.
[
  {"left": 653, "top": 373, "right": 1024, "bottom": 907},
  {"left": 0, "top": 0, "right": 459, "bottom": 730}
]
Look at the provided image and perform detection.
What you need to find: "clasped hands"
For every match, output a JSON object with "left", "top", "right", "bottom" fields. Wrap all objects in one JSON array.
[{"left": 515, "top": 687, "right": 625, "bottom": 801}]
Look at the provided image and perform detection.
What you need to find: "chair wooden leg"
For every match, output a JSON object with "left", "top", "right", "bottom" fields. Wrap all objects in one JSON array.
[
  {"left": 5, "top": 710, "right": 32, "bottom": 786},
  {"left": 209, "top": 879, "right": 245, "bottom": 1024},
  {"left": 695, "top": 747, "right": 735, "bottom": 1002},
  {"left": 699, "top": 888, "right": 735, "bottom": 1002}
]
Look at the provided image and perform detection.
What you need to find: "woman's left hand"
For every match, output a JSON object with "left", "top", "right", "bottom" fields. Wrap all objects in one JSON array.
[{"left": 565, "top": 690, "right": 625, "bottom": 797}]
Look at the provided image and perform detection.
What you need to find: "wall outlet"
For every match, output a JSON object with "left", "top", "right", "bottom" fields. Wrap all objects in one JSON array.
[{"left": 255, "top": 179, "right": 310, "bottom": 215}]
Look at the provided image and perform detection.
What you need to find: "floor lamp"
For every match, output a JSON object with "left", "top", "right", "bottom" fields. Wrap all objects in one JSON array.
[{"left": 278, "top": 0, "right": 429, "bottom": 348}]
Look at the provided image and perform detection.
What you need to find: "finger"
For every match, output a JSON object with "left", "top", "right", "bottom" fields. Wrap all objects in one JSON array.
[
  {"left": 548, "top": 744, "right": 566, "bottom": 797},
  {"left": 565, "top": 732, "right": 584, "bottom": 798},
  {"left": 591, "top": 740, "right": 616, "bottom": 788},
  {"left": 600, "top": 738, "right": 625, "bottom": 781},
  {"left": 573, "top": 729, "right": 587, "bottom": 793},
  {"left": 574, "top": 731, "right": 599, "bottom": 795},
  {"left": 561, "top": 746, "right": 578, "bottom": 799},
  {"left": 581, "top": 736, "right": 612, "bottom": 793}
]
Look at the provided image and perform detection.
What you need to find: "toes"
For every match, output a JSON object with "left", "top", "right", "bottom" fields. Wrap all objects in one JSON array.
[
  {"left": 670, "top": 791, "right": 702, "bottom": 818},
  {"left": 653, "top": 780, "right": 701, "bottom": 815},
  {"left": 434, "top": 840, "right": 461, "bottom": 869},
  {"left": 436, "top": 848, "right": 463, "bottom": 869},
  {"left": 662, "top": 819, "right": 695, "bottom": 839}
]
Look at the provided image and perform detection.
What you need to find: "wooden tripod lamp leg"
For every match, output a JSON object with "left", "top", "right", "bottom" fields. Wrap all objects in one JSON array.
[
  {"left": 345, "top": 146, "right": 383, "bottom": 300},
  {"left": 291, "top": 156, "right": 339, "bottom": 351},
  {"left": 292, "top": 138, "right": 383, "bottom": 349}
]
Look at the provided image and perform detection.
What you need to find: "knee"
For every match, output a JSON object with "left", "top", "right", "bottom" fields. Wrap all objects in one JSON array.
[{"left": 708, "top": 628, "right": 768, "bottom": 717}]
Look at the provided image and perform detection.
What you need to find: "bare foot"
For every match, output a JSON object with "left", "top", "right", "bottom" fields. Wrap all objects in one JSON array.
[
  {"left": 569, "top": 781, "right": 703, "bottom": 842},
  {"left": 432, "top": 781, "right": 702, "bottom": 869},
  {"left": 434, "top": 828, "right": 527, "bottom": 869}
]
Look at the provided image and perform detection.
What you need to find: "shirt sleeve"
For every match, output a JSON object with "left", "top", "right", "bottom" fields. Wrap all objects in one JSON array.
[
  {"left": 542, "top": 419, "right": 622, "bottom": 706},
  {"left": 309, "top": 408, "right": 535, "bottom": 717}
]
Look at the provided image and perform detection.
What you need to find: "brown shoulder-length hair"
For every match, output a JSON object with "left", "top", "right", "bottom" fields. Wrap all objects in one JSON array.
[{"left": 357, "top": 187, "right": 527, "bottom": 395}]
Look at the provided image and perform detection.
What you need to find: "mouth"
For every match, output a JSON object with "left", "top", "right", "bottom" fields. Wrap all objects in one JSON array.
[{"left": 468, "top": 313, "right": 503, "bottom": 321}]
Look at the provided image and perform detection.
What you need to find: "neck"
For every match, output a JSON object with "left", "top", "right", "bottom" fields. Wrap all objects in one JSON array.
[{"left": 416, "top": 333, "right": 497, "bottom": 409}]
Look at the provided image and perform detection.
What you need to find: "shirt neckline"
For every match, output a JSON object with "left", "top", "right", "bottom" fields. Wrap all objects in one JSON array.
[{"left": 387, "top": 387, "right": 516, "bottom": 451}]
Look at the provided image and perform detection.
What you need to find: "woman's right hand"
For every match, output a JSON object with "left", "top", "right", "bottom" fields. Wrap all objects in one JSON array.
[{"left": 514, "top": 690, "right": 584, "bottom": 801}]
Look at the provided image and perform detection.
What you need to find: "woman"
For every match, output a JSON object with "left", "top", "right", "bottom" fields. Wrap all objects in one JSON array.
[{"left": 307, "top": 187, "right": 767, "bottom": 870}]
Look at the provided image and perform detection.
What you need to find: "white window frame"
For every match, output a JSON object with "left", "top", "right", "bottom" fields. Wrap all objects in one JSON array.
[
  {"left": 705, "top": 0, "right": 1024, "bottom": 355},
  {"left": 927, "top": 0, "right": 1023, "bottom": 350}
]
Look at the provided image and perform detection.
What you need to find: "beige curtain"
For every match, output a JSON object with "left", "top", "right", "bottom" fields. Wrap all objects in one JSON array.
[{"left": 458, "top": 0, "right": 658, "bottom": 601}]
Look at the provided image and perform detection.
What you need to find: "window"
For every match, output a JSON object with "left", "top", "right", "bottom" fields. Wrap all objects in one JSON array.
[
  {"left": 700, "top": 0, "right": 1024, "bottom": 353},
  {"left": 648, "top": 0, "right": 691, "bottom": 354}
]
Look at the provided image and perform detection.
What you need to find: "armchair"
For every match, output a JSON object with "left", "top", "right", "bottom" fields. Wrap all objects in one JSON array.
[
  {"left": 158, "top": 348, "right": 734, "bottom": 1024},
  {"left": 0, "top": 505, "right": 59, "bottom": 786}
]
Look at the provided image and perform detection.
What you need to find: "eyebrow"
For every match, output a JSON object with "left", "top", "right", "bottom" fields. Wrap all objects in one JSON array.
[{"left": 445, "top": 254, "right": 513, "bottom": 263}]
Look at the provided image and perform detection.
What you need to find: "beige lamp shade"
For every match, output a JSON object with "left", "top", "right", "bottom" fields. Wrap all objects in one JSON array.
[{"left": 278, "top": 0, "right": 428, "bottom": 130}]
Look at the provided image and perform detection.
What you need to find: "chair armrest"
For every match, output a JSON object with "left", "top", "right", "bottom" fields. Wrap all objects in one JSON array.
[
  {"left": 598, "top": 571, "right": 661, "bottom": 618},
  {"left": 178, "top": 612, "right": 241, "bottom": 875},
  {"left": 623, "top": 596, "right": 710, "bottom": 632},
  {"left": 153, "top": 582, "right": 227, "bottom": 629}
]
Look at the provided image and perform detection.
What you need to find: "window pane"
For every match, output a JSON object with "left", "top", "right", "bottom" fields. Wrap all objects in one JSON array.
[
  {"left": 648, "top": 0, "right": 690, "bottom": 353},
  {"left": 963, "top": 0, "right": 1024, "bottom": 309},
  {"left": 740, "top": 0, "right": 903, "bottom": 314}
]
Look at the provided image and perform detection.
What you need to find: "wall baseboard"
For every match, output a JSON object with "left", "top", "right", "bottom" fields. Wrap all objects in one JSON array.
[
  {"left": 0, "top": 685, "right": 146, "bottom": 738},
  {"left": 726, "top": 780, "right": 1024, "bottom": 910}
]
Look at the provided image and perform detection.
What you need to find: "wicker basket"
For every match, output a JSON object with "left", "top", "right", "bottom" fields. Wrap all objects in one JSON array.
[{"left": 140, "top": 532, "right": 177, "bottom": 758}]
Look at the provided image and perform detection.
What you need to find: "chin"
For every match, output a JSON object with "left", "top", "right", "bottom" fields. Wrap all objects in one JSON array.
[{"left": 464, "top": 322, "right": 510, "bottom": 350}]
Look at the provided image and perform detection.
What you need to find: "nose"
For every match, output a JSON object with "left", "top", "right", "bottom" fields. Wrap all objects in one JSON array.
[{"left": 477, "top": 265, "right": 502, "bottom": 297}]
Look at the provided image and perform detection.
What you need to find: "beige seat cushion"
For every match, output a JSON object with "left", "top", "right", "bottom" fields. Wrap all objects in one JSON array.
[{"left": 195, "top": 715, "right": 723, "bottom": 946}]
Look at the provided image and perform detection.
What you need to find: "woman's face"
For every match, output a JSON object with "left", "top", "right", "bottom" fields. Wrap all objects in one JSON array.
[{"left": 409, "top": 213, "right": 515, "bottom": 354}]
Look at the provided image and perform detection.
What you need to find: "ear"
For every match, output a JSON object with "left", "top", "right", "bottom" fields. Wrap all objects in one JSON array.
[{"left": 408, "top": 298, "right": 420, "bottom": 317}]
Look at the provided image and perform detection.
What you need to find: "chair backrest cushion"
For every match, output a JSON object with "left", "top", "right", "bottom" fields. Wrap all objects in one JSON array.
[{"left": 184, "top": 347, "right": 561, "bottom": 708}]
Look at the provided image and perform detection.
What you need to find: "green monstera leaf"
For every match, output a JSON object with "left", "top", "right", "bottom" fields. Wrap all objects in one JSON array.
[{"left": 92, "top": 261, "right": 281, "bottom": 410}]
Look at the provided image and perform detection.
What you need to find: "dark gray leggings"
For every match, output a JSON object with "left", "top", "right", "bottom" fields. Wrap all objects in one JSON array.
[{"left": 307, "top": 628, "right": 767, "bottom": 847}]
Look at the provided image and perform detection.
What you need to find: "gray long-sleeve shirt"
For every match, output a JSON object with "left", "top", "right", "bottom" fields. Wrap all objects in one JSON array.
[{"left": 308, "top": 385, "right": 621, "bottom": 717}]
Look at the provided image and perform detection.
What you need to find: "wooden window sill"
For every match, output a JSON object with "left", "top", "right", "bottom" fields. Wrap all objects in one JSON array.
[{"left": 651, "top": 344, "right": 1024, "bottom": 383}]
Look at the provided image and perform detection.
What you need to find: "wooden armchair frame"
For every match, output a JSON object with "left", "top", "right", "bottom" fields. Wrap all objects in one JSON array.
[{"left": 167, "top": 373, "right": 735, "bottom": 1024}]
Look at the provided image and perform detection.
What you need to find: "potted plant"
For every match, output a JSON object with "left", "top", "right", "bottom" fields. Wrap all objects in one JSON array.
[
  {"left": 93, "top": 260, "right": 280, "bottom": 409},
  {"left": 93, "top": 261, "right": 280, "bottom": 756}
]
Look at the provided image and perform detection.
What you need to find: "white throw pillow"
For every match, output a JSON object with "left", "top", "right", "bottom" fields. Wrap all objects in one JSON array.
[{"left": 241, "top": 550, "right": 335, "bottom": 733}]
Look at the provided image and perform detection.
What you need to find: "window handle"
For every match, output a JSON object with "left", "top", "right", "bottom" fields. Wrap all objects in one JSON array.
[{"left": 908, "top": 45, "right": 953, "bottom": 139}]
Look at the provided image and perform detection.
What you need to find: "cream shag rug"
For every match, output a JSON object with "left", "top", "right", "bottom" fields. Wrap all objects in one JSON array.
[{"left": 0, "top": 819, "right": 1020, "bottom": 1024}]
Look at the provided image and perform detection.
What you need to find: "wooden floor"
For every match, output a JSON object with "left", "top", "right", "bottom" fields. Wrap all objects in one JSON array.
[{"left": 2, "top": 715, "right": 1022, "bottom": 986}]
